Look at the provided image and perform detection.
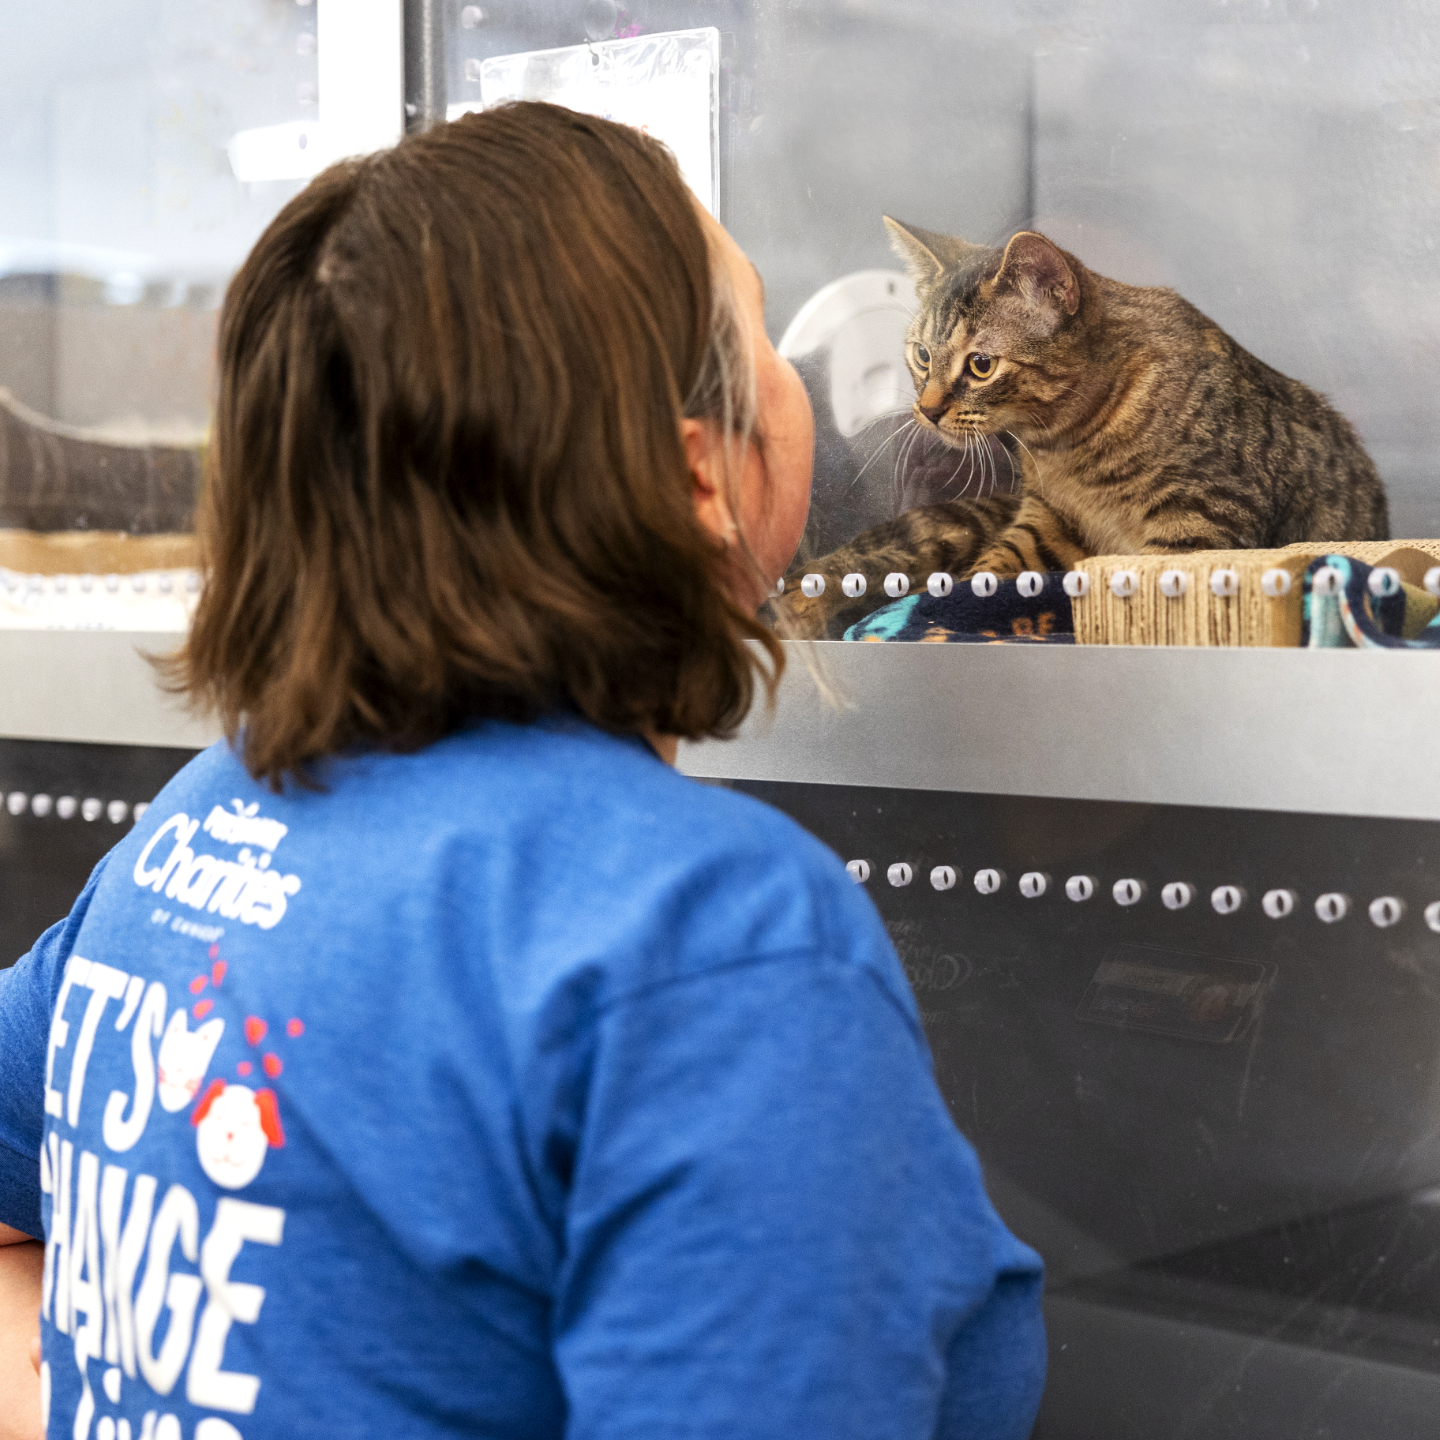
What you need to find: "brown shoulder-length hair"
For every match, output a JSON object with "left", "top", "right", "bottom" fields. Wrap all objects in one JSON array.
[{"left": 171, "top": 101, "right": 782, "bottom": 788}]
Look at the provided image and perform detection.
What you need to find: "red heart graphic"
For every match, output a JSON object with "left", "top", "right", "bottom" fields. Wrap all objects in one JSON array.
[{"left": 244, "top": 1016, "right": 268, "bottom": 1046}]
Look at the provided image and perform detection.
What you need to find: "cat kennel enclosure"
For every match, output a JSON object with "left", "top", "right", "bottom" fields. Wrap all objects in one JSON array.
[{"left": 8, "top": 0, "right": 1440, "bottom": 1434}]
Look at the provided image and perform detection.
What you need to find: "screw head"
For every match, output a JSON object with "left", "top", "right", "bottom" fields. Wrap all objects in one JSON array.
[{"left": 1112, "top": 877, "right": 1145, "bottom": 907}]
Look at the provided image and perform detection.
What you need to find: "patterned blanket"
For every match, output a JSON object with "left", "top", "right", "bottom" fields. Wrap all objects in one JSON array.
[
  {"left": 844, "top": 574, "right": 1075, "bottom": 643},
  {"left": 1303, "top": 555, "right": 1440, "bottom": 648}
]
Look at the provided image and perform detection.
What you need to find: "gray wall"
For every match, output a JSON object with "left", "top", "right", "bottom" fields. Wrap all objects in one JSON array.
[
  {"left": 1030, "top": 0, "right": 1440, "bottom": 539},
  {"left": 723, "top": 4, "right": 1032, "bottom": 342}
]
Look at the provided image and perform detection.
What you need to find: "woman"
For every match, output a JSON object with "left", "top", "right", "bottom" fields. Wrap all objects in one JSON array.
[{"left": 0, "top": 103, "right": 1044, "bottom": 1438}]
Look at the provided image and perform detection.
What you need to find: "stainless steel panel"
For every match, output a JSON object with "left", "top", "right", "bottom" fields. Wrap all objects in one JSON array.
[
  {"left": 0, "top": 630, "right": 218, "bottom": 750},
  {"left": 6, "top": 631, "right": 1434, "bottom": 823},
  {"left": 680, "top": 642, "right": 1440, "bottom": 820}
]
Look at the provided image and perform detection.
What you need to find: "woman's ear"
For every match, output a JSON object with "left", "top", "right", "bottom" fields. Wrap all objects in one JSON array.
[{"left": 680, "top": 417, "right": 736, "bottom": 545}]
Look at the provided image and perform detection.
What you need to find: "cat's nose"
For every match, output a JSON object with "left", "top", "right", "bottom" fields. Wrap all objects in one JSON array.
[{"left": 917, "top": 400, "right": 947, "bottom": 423}]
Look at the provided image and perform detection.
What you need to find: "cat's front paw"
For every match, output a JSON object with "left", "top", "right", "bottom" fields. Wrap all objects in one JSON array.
[
  {"left": 767, "top": 586, "right": 832, "bottom": 640},
  {"left": 962, "top": 549, "right": 1026, "bottom": 579}
]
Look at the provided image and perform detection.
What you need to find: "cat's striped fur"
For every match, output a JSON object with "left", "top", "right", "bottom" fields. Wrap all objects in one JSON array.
[{"left": 774, "top": 221, "right": 1388, "bottom": 639}]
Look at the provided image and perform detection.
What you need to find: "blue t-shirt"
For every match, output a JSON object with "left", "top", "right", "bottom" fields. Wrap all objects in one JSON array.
[{"left": 0, "top": 720, "right": 1044, "bottom": 1440}]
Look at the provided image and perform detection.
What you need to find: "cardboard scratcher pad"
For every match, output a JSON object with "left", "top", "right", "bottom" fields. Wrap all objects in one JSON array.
[
  {"left": 1072, "top": 542, "right": 1440, "bottom": 646},
  {"left": 0, "top": 529, "right": 198, "bottom": 576}
]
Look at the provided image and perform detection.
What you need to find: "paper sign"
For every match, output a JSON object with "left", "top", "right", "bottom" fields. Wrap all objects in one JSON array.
[{"left": 450, "top": 27, "right": 720, "bottom": 215}]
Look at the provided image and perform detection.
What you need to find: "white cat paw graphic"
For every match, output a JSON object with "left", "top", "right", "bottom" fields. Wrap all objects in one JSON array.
[
  {"left": 156, "top": 1009, "right": 224, "bottom": 1112},
  {"left": 191, "top": 1081, "right": 285, "bottom": 1189}
]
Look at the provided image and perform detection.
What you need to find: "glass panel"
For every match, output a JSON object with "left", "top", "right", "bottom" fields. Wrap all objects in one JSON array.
[
  {"left": 1, "top": 3, "right": 322, "bottom": 443},
  {"left": 443, "top": 1, "right": 1440, "bottom": 641},
  {"left": 0, "top": 0, "right": 319, "bottom": 581},
  {"left": 736, "top": 778, "right": 1440, "bottom": 1435},
  {"left": 0, "top": 0, "right": 399, "bottom": 622},
  {"left": 430, "top": 5, "right": 1440, "bottom": 1423},
  {"left": 444, "top": 0, "right": 1034, "bottom": 581}
]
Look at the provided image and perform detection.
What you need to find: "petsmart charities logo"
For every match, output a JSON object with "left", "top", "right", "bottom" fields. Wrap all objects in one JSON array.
[{"left": 132, "top": 802, "right": 302, "bottom": 931}]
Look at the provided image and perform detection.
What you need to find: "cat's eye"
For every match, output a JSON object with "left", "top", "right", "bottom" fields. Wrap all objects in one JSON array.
[
  {"left": 968, "top": 353, "right": 997, "bottom": 380},
  {"left": 914, "top": 343, "right": 930, "bottom": 369}
]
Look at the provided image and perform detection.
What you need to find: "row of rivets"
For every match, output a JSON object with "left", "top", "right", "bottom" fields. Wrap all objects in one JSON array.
[
  {"left": 3, "top": 792, "right": 145, "bottom": 825},
  {"left": 846, "top": 859, "right": 1435, "bottom": 929},
  {"left": 1105, "top": 567, "right": 1267, "bottom": 599},
  {"left": 792, "top": 569, "right": 1056, "bottom": 602},
  {"left": 1, "top": 573, "right": 200, "bottom": 597},
  {"left": 1314, "top": 565, "right": 1434, "bottom": 599},
  {"left": 788, "top": 565, "right": 1440, "bottom": 605},
  {"left": 1103, "top": 565, "right": 1440, "bottom": 602}
]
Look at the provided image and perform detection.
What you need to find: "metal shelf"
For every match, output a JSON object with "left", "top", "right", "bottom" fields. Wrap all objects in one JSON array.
[
  {"left": 679, "top": 641, "right": 1440, "bottom": 821},
  {"left": 5, "top": 631, "right": 1438, "bottom": 820},
  {"left": 0, "top": 630, "right": 216, "bottom": 751}
]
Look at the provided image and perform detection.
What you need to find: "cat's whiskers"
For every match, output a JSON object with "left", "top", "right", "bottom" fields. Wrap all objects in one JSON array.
[
  {"left": 892, "top": 425, "right": 918, "bottom": 491},
  {"left": 898, "top": 423, "right": 927, "bottom": 483},
  {"left": 965, "top": 432, "right": 983, "bottom": 499},
  {"left": 906, "top": 422, "right": 940, "bottom": 487},
  {"left": 945, "top": 435, "right": 972, "bottom": 499},
  {"left": 848, "top": 418, "right": 914, "bottom": 491},
  {"left": 990, "top": 442, "right": 1011, "bottom": 496},
  {"left": 1004, "top": 430, "right": 1044, "bottom": 496},
  {"left": 999, "top": 440, "right": 1019, "bottom": 490}
]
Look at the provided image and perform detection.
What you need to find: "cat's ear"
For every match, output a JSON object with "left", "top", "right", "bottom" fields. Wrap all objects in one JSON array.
[
  {"left": 883, "top": 217, "right": 974, "bottom": 291},
  {"left": 993, "top": 232, "right": 1079, "bottom": 317}
]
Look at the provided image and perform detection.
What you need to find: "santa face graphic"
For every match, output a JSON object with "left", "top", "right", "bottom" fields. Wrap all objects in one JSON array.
[
  {"left": 191, "top": 1081, "right": 285, "bottom": 1189},
  {"left": 157, "top": 1010, "right": 225, "bottom": 1112}
]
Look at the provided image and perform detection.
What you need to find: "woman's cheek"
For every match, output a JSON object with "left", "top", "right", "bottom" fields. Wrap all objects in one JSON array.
[
  {"left": 741, "top": 350, "right": 813, "bottom": 593},
  {"left": 775, "top": 360, "right": 814, "bottom": 553}
]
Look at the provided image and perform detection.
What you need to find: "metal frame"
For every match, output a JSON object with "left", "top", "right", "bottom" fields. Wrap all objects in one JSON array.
[
  {"left": 6, "top": 631, "right": 1438, "bottom": 820},
  {"left": 678, "top": 642, "right": 1440, "bottom": 821},
  {"left": 0, "top": 632, "right": 215, "bottom": 751}
]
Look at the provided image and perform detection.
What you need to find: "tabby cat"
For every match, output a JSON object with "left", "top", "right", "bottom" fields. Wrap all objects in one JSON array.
[{"left": 775, "top": 219, "right": 1388, "bottom": 639}]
